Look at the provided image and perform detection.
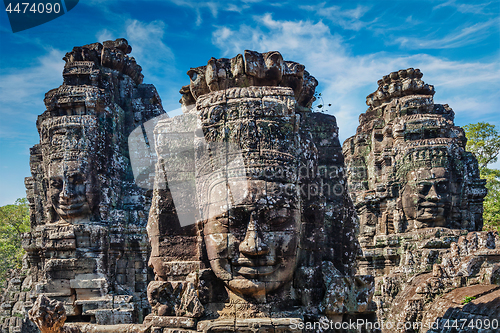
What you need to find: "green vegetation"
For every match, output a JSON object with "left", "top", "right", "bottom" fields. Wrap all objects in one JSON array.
[
  {"left": 0, "top": 198, "right": 30, "bottom": 288},
  {"left": 464, "top": 122, "right": 500, "bottom": 232},
  {"left": 462, "top": 296, "right": 477, "bottom": 305}
]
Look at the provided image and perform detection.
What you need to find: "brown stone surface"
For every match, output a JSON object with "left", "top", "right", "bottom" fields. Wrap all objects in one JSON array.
[
  {"left": 5, "top": 42, "right": 498, "bottom": 333},
  {"left": 1, "top": 39, "right": 165, "bottom": 333},
  {"left": 344, "top": 69, "right": 497, "bottom": 332},
  {"left": 146, "top": 51, "right": 375, "bottom": 332},
  {"left": 28, "top": 295, "right": 78, "bottom": 333},
  {"left": 421, "top": 286, "right": 500, "bottom": 333},
  {"left": 344, "top": 68, "right": 486, "bottom": 242}
]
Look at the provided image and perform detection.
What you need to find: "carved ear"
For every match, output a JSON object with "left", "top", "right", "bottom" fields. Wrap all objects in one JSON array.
[
  {"left": 41, "top": 177, "right": 54, "bottom": 223},
  {"left": 205, "top": 57, "right": 219, "bottom": 92},
  {"left": 85, "top": 173, "right": 100, "bottom": 221},
  {"left": 263, "top": 51, "right": 284, "bottom": 83}
]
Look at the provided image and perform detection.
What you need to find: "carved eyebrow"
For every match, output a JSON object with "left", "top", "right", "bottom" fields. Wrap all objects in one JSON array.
[
  {"left": 49, "top": 176, "right": 62, "bottom": 183},
  {"left": 265, "top": 208, "right": 291, "bottom": 219},
  {"left": 68, "top": 172, "right": 84, "bottom": 178}
]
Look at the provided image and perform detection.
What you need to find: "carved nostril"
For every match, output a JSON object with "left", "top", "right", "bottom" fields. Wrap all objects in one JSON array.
[
  {"left": 60, "top": 182, "right": 70, "bottom": 199},
  {"left": 427, "top": 184, "right": 440, "bottom": 201},
  {"left": 239, "top": 212, "right": 269, "bottom": 256}
]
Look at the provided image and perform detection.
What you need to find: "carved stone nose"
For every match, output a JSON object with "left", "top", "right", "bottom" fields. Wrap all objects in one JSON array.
[
  {"left": 426, "top": 184, "right": 440, "bottom": 201},
  {"left": 60, "top": 180, "right": 71, "bottom": 199},
  {"left": 239, "top": 212, "right": 269, "bottom": 256}
]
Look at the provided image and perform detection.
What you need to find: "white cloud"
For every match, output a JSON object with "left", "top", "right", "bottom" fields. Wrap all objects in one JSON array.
[
  {"left": 394, "top": 19, "right": 497, "bottom": 49},
  {"left": 167, "top": 0, "right": 268, "bottom": 24},
  {"left": 96, "top": 28, "right": 114, "bottom": 42},
  {"left": 212, "top": 15, "right": 500, "bottom": 142},
  {"left": 213, "top": 14, "right": 336, "bottom": 56},
  {"left": 300, "top": 2, "right": 373, "bottom": 31},
  {"left": 169, "top": 0, "right": 220, "bottom": 25},
  {"left": 433, "top": 0, "right": 493, "bottom": 14},
  {"left": 125, "top": 19, "right": 175, "bottom": 80},
  {"left": 0, "top": 48, "right": 64, "bottom": 126}
]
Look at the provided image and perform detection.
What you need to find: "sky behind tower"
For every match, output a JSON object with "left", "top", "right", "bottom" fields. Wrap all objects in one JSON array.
[{"left": 0, "top": 0, "right": 499, "bottom": 205}]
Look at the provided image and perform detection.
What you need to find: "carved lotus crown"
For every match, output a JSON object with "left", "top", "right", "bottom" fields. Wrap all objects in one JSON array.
[
  {"left": 195, "top": 86, "right": 302, "bottom": 183},
  {"left": 40, "top": 115, "right": 97, "bottom": 161},
  {"left": 180, "top": 50, "right": 318, "bottom": 109},
  {"left": 366, "top": 68, "right": 435, "bottom": 107},
  {"left": 395, "top": 146, "right": 454, "bottom": 181}
]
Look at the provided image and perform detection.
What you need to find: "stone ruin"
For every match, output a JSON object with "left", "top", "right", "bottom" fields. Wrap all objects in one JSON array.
[
  {"left": 1, "top": 39, "right": 498, "bottom": 333},
  {"left": 144, "top": 50, "right": 374, "bottom": 332},
  {"left": 344, "top": 68, "right": 486, "bottom": 239},
  {"left": 343, "top": 69, "right": 500, "bottom": 331},
  {"left": 1, "top": 39, "right": 164, "bottom": 332}
]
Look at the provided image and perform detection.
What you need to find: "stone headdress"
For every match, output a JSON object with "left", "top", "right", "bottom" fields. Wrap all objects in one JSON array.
[
  {"left": 146, "top": 51, "right": 371, "bottom": 329},
  {"left": 343, "top": 69, "right": 487, "bottom": 242}
]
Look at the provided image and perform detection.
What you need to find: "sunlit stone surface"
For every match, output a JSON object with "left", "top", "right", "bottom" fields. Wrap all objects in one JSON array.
[
  {"left": 3, "top": 42, "right": 497, "bottom": 333},
  {"left": 343, "top": 69, "right": 498, "bottom": 332},
  {"left": 1, "top": 39, "right": 165, "bottom": 333},
  {"left": 145, "top": 51, "right": 375, "bottom": 332}
]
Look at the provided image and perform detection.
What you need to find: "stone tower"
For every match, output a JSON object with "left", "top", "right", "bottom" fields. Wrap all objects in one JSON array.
[
  {"left": 343, "top": 69, "right": 499, "bottom": 331},
  {"left": 144, "top": 51, "right": 375, "bottom": 332},
  {"left": 343, "top": 68, "right": 486, "bottom": 243},
  {"left": 14, "top": 39, "right": 164, "bottom": 330}
]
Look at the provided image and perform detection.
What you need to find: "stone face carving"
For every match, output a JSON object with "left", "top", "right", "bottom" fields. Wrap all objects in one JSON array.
[
  {"left": 7, "top": 39, "right": 497, "bottom": 332},
  {"left": 343, "top": 68, "right": 486, "bottom": 242},
  {"left": 343, "top": 69, "right": 495, "bottom": 332},
  {"left": 145, "top": 51, "right": 374, "bottom": 332},
  {"left": 5, "top": 39, "right": 165, "bottom": 332},
  {"left": 400, "top": 165, "right": 450, "bottom": 228},
  {"left": 41, "top": 116, "right": 98, "bottom": 223}
]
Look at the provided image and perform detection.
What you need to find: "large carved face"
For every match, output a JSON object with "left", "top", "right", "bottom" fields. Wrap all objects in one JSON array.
[
  {"left": 401, "top": 167, "right": 451, "bottom": 227},
  {"left": 47, "top": 160, "right": 91, "bottom": 221},
  {"left": 203, "top": 179, "right": 301, "bottom": 299}
]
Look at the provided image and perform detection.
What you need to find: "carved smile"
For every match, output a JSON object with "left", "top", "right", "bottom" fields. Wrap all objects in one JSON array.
[
  {"left": 419, "top": 202, "right": 444, "bottom": 208},
  {"left": 58, "top": 202, "right": 85, "bottom": 211},
  {"left": 234, "top": 265, "right": 278, "bottom": 277},
  {"left": 233, "top": 257, "right": 276, "bottom": 267}
]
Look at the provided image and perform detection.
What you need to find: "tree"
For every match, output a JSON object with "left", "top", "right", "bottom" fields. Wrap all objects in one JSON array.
[
  {"left": 464, "top": 123, "right": 500, "bottom": 232},
  {"left": 463, "top": 122, "right": 500, "bottom": 169},
  {"left": 0, "top": 198, "right": 30, "bottom": 288}
]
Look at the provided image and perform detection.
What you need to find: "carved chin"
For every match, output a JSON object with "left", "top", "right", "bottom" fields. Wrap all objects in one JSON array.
[
  {"left": 213, "top": 259, "right": 296, "bottom": 297},
  {"left": 227, "top": 279, "right": 266, "bottom": 296},
  {"left": 416, "top": 207, "right": 446, "bottom": 225},
  {"left": 54, "top": 201, "right": 90, "bottom": 219}
]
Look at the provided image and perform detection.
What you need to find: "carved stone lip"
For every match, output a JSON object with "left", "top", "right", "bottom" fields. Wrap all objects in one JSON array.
[
  {"left": 234, "top": 265, "right": 277, "bottom": 277},
  {"left": 233, "top": 257, "right": 276, "bottom": 266},
  {"left": 58, "top": 201, "right": 85, "bottom": 210},
  {"left": 419, "top": 202, "right": 444, "bottom": 208}
]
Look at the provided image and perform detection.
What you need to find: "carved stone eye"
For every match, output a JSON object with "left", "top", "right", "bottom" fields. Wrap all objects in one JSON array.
[
  {"left": 417, "top": 183, "right": 429, "bottom": 193},
  {"left": 188, "top": 71, "right": 198, "bottom": 82},
  {"left": 50, "top": 178, "right": 63, "bottom": 189}
]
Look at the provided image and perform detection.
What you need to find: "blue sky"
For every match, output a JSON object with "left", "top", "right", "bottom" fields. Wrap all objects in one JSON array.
[{"left": 0, "top": 0, "right": 499, "bottom": 205}]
